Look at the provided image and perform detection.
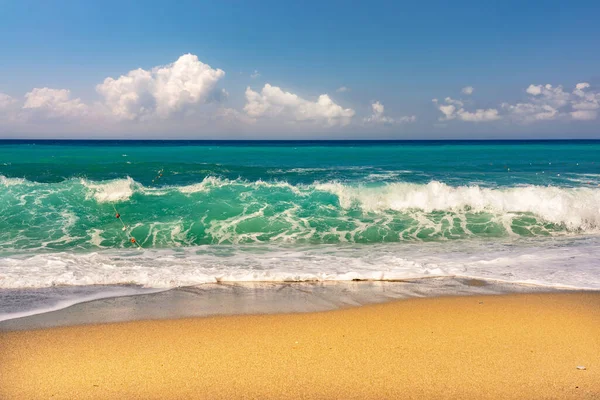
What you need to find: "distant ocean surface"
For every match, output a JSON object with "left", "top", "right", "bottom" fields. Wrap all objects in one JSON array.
[{"left": 1, "top": 140, "right": 600, "bottom": 320}]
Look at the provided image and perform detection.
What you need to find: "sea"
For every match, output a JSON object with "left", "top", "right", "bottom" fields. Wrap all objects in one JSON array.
[{"left": 1, "top": 140, "right": 600, "bottom": 321}]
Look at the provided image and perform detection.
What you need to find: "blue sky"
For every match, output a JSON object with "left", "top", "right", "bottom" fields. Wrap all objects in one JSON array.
[{"left": 1, "top": 0, "right": 599, "bottom": 139}]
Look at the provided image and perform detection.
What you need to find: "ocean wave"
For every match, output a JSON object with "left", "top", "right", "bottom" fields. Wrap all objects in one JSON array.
[
  {"left": 0, "top": 175, "right": 29, "bottom": 187},
  {"left": 1, "top": 239, "right": 599, "bottom": 290},
  {"left": 81, "top": 177, "right": 138, "bottom": 202},
  {"left": 315, "top": 180, "right": 600, "bottom": 230},
  {"left": 2, "top": 175, "right": 600, "bottom": 248}
]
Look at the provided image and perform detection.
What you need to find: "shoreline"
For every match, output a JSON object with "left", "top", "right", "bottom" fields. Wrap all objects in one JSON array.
[
  {"left": 0, "top": 277, "right": 575, "bottom": 331},
  {"left": 1, "top": 292, "right": 599, "bottom": 399}
]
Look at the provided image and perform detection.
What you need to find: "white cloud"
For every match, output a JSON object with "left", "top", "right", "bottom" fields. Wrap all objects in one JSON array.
[
  {"left": 96, "top": 54, "right": 225, "bottom": 120},
  {"left": 525, "top": 85, "right": 542, "bottom": 96},
  {"left": 432, "top": 97, "right": 500, "bottom": 122},
  {"left": 364, "top": 101, "right": 391, "bottom": 123},
  {"left": 457, "top": 108, "right": 500, "bottom": 122},
  {"left": 213, "top": 107, "right": 257, "bottom": 125},
  {"left": 0, "top": 93, "right": 19, "bottom": 124},
  {"left": 503, "top": 82, "right": 599, "bottom": 123},
  {"left": 437, "top": 103, "right": 456, "bottom": 119},
  {"left": 443, "top": 97, "right": 464, "bottom": 107},
  {"left": 434, "top": 82, "right": 600, "bottom": 125},
  {"left": 571, "top": 110, "right": 597, "bottom": 120},
  {"left": 5, "top": 49, "right": 599, "bottom": 137},
  {"left": 571, "top": 82, "right": 599, "bottom": 112},
  {"left": 244, "top": 84, "right": 355, "bottom": 126},
  {"left": 572, "top": 101, "right": 598, "bottom": 110},
  {"left": 0, "top": 93, "right": 17, "bottom": 109},
  {"left": 363, "top": 101, "right": 415, "bottom": 124},
  {"left": 524, "top": 84, "right": 570, "bottom": 108},
  {"left": 23, "top": 88, "right": 88, "bottom": 119},
  {"left": 501, "top": 102, "right": 558, "bottom": 122}
]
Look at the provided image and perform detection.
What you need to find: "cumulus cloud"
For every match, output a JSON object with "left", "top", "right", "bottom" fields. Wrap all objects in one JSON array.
[
  {"left": 524, "top": 84, "right": 570, "bottom": 107},
  {"left": 432, "top": 97, "right": 500, "bottom": 122},
  {"left": 363, "top": 101, "right": 415, "bottom": 124},
  {"left": 244, "top": 84, "right": 355, "bottom": 126},
  {"left": 503, "top": 82, "right": 599, "bottom": 123},
  {"left": 0, "top": 93, "right": 17, "bottom": 109},
  {"left": 364, "top": 101, "right": 391, "bottom": 124},
  {"left": 23, "top": 88, "right": 88, "bottom": 119},
  {"left": 96, "top": 54, "right": 225, "bottom": 120},
  {"left": 434, "top": 82, "right": 600, "bottom": 125},
  {"left": 501, "top": 102, "right": 558, "bottom": 122},
  {"left": 571, "top": 82, "right": 599, "bottom": 120},
  {"left": 457, "top": 108, "right": 501, "bottom": 122},
  {"left": 6, "top": 49, "right": 599, "bottom": 136}
]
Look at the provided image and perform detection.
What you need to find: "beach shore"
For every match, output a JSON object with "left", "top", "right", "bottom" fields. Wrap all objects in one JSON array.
[{"left": 1, "top": 292, "right": 599, "bottom": 399}]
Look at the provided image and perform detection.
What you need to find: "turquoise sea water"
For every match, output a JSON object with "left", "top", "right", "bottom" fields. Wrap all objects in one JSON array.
[{"left": 1, "top": 140, "right": 600, "bottom": 319}]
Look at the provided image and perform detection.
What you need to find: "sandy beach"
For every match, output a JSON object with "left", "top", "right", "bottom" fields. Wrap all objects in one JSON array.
[{"left": 1, "top": 292, "right": 599, "bottom": 399}]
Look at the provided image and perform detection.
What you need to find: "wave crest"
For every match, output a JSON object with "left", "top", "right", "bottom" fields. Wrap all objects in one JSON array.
[
  {"left": 315, "top": 180, "right": 600, "bottom": 230},
  {"left": 2, "top": 176, "right": 600, "bottom": 249},
  {"left": 81, "top": 177, "right": 137, "bottom": 202}
]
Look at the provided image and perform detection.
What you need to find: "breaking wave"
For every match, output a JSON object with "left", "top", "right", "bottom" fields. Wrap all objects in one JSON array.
[
  {"left": 1, "top": 239, "right": 599, "bottom": 290},
  {"left": 1, "top": 175, "right": 600, "bottom": 250}
]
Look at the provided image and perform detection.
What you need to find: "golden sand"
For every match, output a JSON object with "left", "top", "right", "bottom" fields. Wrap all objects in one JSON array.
[{"left": 1, "top": 292, "right": 599, "bottom": 399}]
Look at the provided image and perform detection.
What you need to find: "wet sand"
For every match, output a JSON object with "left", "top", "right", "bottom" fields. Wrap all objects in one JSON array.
[
  {"left": 0, "top": 278, "right": 564, "bottom": 331},
  {"left": 1, "top": 292, "right": 599, "bottom": 399}
]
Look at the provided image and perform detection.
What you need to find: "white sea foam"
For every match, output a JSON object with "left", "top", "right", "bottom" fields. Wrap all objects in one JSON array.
[
  {"left": 5, "top": 176, "right": 600, "bottom": 235},
  {"left": 89, "top": 229, "right": 106, "bottom": 248},
  {"left": 0, "top": 175, "right": 29, "bottom": 187},
  {"left": 120, "top": 176, "right": 600, "bottom": 232},
  {"left": 0, "top": 238, "right": 599, "bottom": 290},
  {"left": 81, "top": 177, "right": 137, "bottom": 202},
  {"left": 315, "top": 181, "right": 600, "bottom": 231},
  {"left": 176, "top": 176, "right": 232, "bottom": 193},
  {"left": 167, "top": 178, "right": 600, "bottom": 233},
  {"left": 176, "top": 176, "right": 308, "bottom": 195}
]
